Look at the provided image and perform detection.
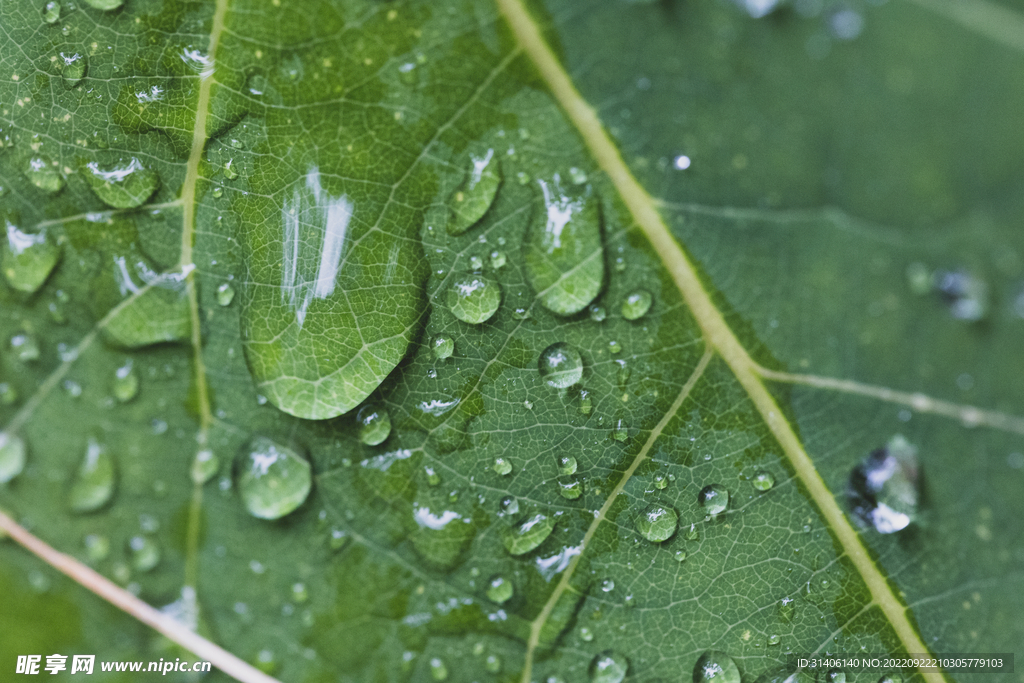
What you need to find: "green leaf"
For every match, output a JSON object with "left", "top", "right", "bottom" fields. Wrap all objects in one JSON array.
[{"left": 2, "top": 1, "right": 1023, "bottom": 683}]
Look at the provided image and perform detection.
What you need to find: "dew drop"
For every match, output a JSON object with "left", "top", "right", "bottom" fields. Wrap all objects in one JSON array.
[
  {"left": 674, "top": 549, "right": 687, "bottom": 562},
  {"left": 1, "top": 383, "right": 18, "bottom": 407},
  {"left": 59, "top": 52, "right": 86, "bottom": 88},
  {"left": 431, "top": 335, "right": 454, "bottom": 360},
  {"left": 600, "top": 578, "right": 615, "bottom": 592},
  {"left": 635, "top": 503, "right": 678, "bottom": 542},
  {"left": 429, "top": 657, "right": 449, "bottom": 681},
  {"left": 698, "top": 484, "right": 729, "bottom": 515},
  {"left": 398, "top": 61, "right": 418, "bottom": 85},
  {"left": 538, "top": 342, "right": 584, "bottom": 388},
  {"left": 693, "top": 651, "right": 741, "bottom": 683},
  {"left": 216, "top": 282, "right": 235, "bottom": 306},
  {"left": 129, "top": 535, "right": 160, "bottom": 572},
  {"left": 579, "top": 626, "right": 595, "bottom": 641},
  {"left": 469, "top": 255, "right": 484, "bottom": 271},
  {"left": 328, "top": 528, "right": 349, "bottom": 550},
  {"left": 767, "top": 634, "right": 780, "bottom": 646},
  {"left": 493, "top": 456, "right": 512, "bottom": 476},
  {"left": 83, "top": 533, "right": 110, "bottom": 562},
  {"left": 24, "top": 155, "right": 64, "bottom": 193},
  {"left": 425, "top": 466, "right": 441, "bottom": 487},
  {"left": 3, "top": 223, "right": 61, "bottom": 294},
  {"left": 846, "top": 434, "right": 919, "bottom": 533},
  {"left": 223, "top": 160, "right": 239, "bottom": 180},
  {"left": 212, "top": 186, "right": 224, "bottom": 198},
  {"left": 499, "top": 496, "right": 519, "bottom": 516},
  {"left": 0, "top": 432, "right": 27, "bottom": 483},
  {"left": 589, "top": 650, "right": 629, "bottom": 683},
  {"left": 621, "top": 289, "right": 652, "bottom": 320},
  {"left": 578, "top": 389, "right": 592, "bottom": 415},
  {"left": 611, "top": 420, "right": 628, "bottom": 442},
  {"left": 447, "top": 273, "right": 501, "bottom": 324},
  {"left": 6, "top": 331, "right": 36, "bottom": 362},
  {"left": 752, "top": 470, "right": 775, "bottom": 492},
  {"left": 191, "top": 448, "right": 220, "bottom": 485},
  {"left": 685, "top": 523, "right": 699, "bottom": 541},
  {"left": 42, "top": 1, "right": 61, "bottom": 23},
  {"left": 83, "top": 0, "right": 124, "bottom": 9},
  {"left": 448, "top": 149, "right": 501, "bottom": 235},
  {"left": 878, "top": 675, "right": 902, "bottom": 683},
  {"left": 556, "top": 455, "right": 577, "bottom": 476},
  {"left": 516, "top": 171, "right": 531, "bottom": 185},
  {"left": 568, "top": 167, "right": 588, "bottom": 185},
  {"left": 607, "top": 340, "right": 622, "bottom": 355},
  {"left": 777, "top": 597, "right": 794, "bottom": 622},
  {"left": 557, "top": 475, "right": 583, "bottom": 500},
  {"left": 69, "top": 439, "right": 117, "bottom": 513},
  {"left": 501, "top": 512, "right": 555, "bottom": 555},
  {"left": 112, "top": 360, "right": 138, "bottom": 402},
  {"left": 486, "top": 575, "right": 513, "bottom": 604},
  {"left": 236, "top": 436, "right": 312, "bottom": 520},
  {"left": 825, "top": 670, "right": 846, "bottom": 683},
  {"left": 489, "top": 250, "right": 506, "bottom": 270},
  {"left": 84, "top": 157, "right": 159, "bottom": 209},
  {"left": 356, "top": 404, "right": 391, "bottom": 446}
]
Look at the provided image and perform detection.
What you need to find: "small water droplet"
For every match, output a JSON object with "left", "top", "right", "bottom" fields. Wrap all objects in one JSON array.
[
  {"left": 129, "top": 535, "right": 160, "bottom": 572},
  {"left": 579, "top": 626, "right": 595, "bottom": 641},
  {"left": 83, "top": 0, "right": 124, "bottom": 9},
  {"left": 493, "top": 456, "right": 512, "bottom": 476},
  {"left": 674, "top": 549, "right": 687, "bottom": 562},
  {"left": 425, "top": 466, "right": 440, "bottom": 486},
  {"left": 502, "top": 513, "right": 554, "bottom": 555},
  {"left": 934, "top": 269, "right": 988, "bottom": 321},
  {"left": 236, "top": 436, "right": 312, "bottom": 520},
  {"left": 429, "top": 657, "right": 449, "bottom": 681},
  {"left": 469, "top": 254, "right": 484, "bottom": 271},
  {"left": 653, "top": 472, "right": 668, "bottom": 490},
  {"left": 431, "top": 335, "right": 454, "bottom": 360},
  {"left": 448, "top": 149, "right": 501, "bottom": 235},
  {"left": 328, "top": 527, "right": 349, "bottom": 550},
  {"left": 230, "top": 139, "right": 243, "bottom": 150},
  {"left": 767, "top": 634, "right": 781, "bottom": 646},
  {"left": 24, "top": 155, "right": 64, "bottom": 193},
  {"left": 752, "top": 470, "right": 775, "bottom": 492},
  {"left": 216, "top": 282, "right": 235, "bottom": 306},
  {"left": 112, "top": 360, "right": 138, "bottom": 402},
  {"left": 223, "top": 159, "right": 239, "bottom": 180},
  {"left": 538, "top": 342, "right": 584, "bottom": 388},
  {"left": 356, "top": 404, "right": 391, "bottom": 446},
  {"left": 0, "top": 432, "right": 27, "bottom": 483},
  {"left": 557, "top": 475, "right": 583, "bottom": 500},
  {"left": 847, "top": 434, "right": 919, "bottom": 533},
  {"left": 486, "top": 575, "right": 513, "bottom": 604},
  {"left": 685, "top": 523, "right": 699, "bottom": 541},
  {"left": 600, "top": 578, "right": 615, "bottom": 592},
  {"left": 447, "top": 274, "right": 501, "bottom": 324},
  {"left": 693, "top": 651, "right": 741, "bottom": 683},
  {"left": 59, "top": 52, "right": 86, "bottom": 88},
  {"left": 568, "top": 167, "right": 588, "bottom": 185},
  {"left": 499, "top": 496, "right": 519, "bottom": 516},
  {"left": 635, "top": 503, "right": 677, "bottom": 542},
  {"left": 615, "top": 360, "right": 631, "bottom": 388},
  {"left": 212, "top": 186, "right": 224, "bottom": 198},
  {"left": 673, "top": 155, "right": 692, "bottom": 170},
  {"left": 589, "top": 650, "right": 629, "bottom": 683},
  {"left": 83, "top": 533, "right": 110, "bottom": 562},
  {"left": 84, "top": 157, "right": 159, "bottom": 208},
  {"left": 825, "top": 669, "right": 846, "bottom": 683},
  {"left": 607, "top": 340, "right": 622, "bottom": 354},
  {"left": 556, "top": 455, "right": 577, "bottom": 476},
  {"left": 578, "top": 388, "right": 592, "bottom": 415},
  {"left": 516, "top": 171, "right": 531, "bottom": 185},
  {"left": 777, "top": 597, "right": 794, "bottom": 622},
  {"left": 485, "top": 654, "right": 502, "bottom": 673},
  {"left": 698, "top": 484, "right": 729, "bottom": 515},
  {"left": 589, "top": 305, "right": 607, "bottom": 322},
  {"left": 612, "top": 419, "right": 628, "bottom": 442},
  {"left": 621, "top": 289, "right": 652, "bottom": 321},
  {"left": 191, "top": 448, "right": 220, "bottom": 484},
  {"left": 489, "top": 250, "right": 507, "bottom": 270},
  {"left": 42, "top": 1, "right": 61, "bottom": 23},
  {"left": 0, "top": 383, "right": 18, "bottom": 406},
  {"left": 69, "top": 439, "right": 117, "bottom": 513},
  {"left": 512, "top": 307, "right": 529, "bottom": 320},
  {"left": 877, "top": 675, "right": 902, "bottom": 683},
  {"left": 398, "top": 61, "right": 418, "bottom": 85}
]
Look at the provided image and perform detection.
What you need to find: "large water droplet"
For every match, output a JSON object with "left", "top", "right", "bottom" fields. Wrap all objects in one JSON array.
[
  {"left": 556, "top": 455, "right": 577, "bottom": 476},
  {"left": 112, "top": 360, "right": 138, "bottom": 402},
  {"left": 694, "top": 651, "right": 741, "bottom": 683},
  {"left": 3, "top": 223, "right": 61, "bottom": 294},
  {"left": 69, "top": 439, "right": 117, "bottom": 513},
  {"left": 448, "top": 149, "right": 501, "bottom": 235},
  {"left": 356, "top": 404, "right": 391, "bottom": 446},
  {"left": 486, "top": 574, "right": 513, "bottom": 604},
  {"left": 752, "top": 470, "right": 775, "bottom": 492},
  {"left": 698, "top": 484, "right": 729, "bottom": 515},
  {"left": 525, "top": 175, "right": 604, "bottom": 316},
  {"left": 236, "top": 436, "right": 312, "bottom": 520},
  {"left": 42, "top": 1, "right": 61, "bottom": 23},
  {"left": 557, "top": 475, "right": 582, "bottom": 500},
  {"left": 589, "top": 650, "right": 629, "bottom": 683},
  {"left": 538, "top": 342, "right": 584, "bottom": 389},
  {"left": 621, "top": 289, "right": 652, "bottom": 320},
  {"left": 447, "top": 273, "right": 501, "bottom": 324},
  {"left": 24, "top": 155, "right": 64, "bottom": 193},
  {"left": 635, "top": 503, "right": 678, "bottom": 542},
  {"left": 501, "top": 512, "right": 555, "bottom": 555},
  {"left": 129, "top": 535, "right": 160, "bottom": 572},
  {"left": 83, "top": 0, "right": 124, "bottom": 10},
  {"left": 846, "top": 434, "right": 919, "bottom": 533},
  {"left": 59, "top": 52, "right": 86, "bottom": 88},
  {"left": 431, "top": 335, "right": 454, "bottom": 360},
  {"left": 84, "top": 157, "right": 159, "bottom": 209},
  {"left": 0, "top": 432, "right": 27, "bottom": 483}
]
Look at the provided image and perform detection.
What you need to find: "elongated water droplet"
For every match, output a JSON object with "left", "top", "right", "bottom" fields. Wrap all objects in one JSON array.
[
  {"left": 612, "top": 419, "right": 628, "bottom": 442},
  {"left": 578, "top": 388, "right": 592, "bottom": 415},
  {"left": 0, "top": 432, "right": 27, "bottom": 483},
  {"left": 556, "top": 455, "right": 577, "bottom": 476},
  {"left": 448, "top": 149, "right": 501, "bottom": 235},
  {"left": 43, "top": 1, "right": 61, "bottom": 23},
  {"left": 69, "top": 439, "right": 117, "bottom": 513},
  {"left": 3, "top": 223, "right": 60, "bottom": 294},
  {"left": 621, "top": 289, "right": 652, "bottom": 321},
  {"left": 493, "top": 457, "right": 512, "bottom": 476},
  {"left": 635, "top": 503, "right": 678, "bottom": 542},
  {"left": 129, "top": 535, "right": 160, "bottom": 572},
  {"left": 447, "top": 273, "right": 501, "bottom": 324},
  {"left": 694, "top": 651, "right": 740, "bottom": 683},
  {"left": 501, "top": 513, "right": 554, "bottom": 555},
  {"left": 557, "top": 475, "right": 582, "bottom": 499},
  {"left": 83, "top": 0, "right": 124, "bottom": 9},
  {"left": 236, "top": 436, "right": 312, "bottom": 520},
  {"left": 59, "top": 52, "right": 86, "bottom": 88},
  {"left": 191, "top": 448, "right": 219, "bottom": 484},
  {"left": 698, "top": 484, "right": 729, "bottom": 515},
  {"left": 356, "top": 404, "right": 391, "bottom": 446},
  {"left": 431, "top": 335, "right": 454, "bottom": 360},
  {"left": 216, "top": 282, "right": 234, "bottom": 306},
  {"left": 752, "top": 470, "right": 775, "bottom": 491},
  {"left": 24, "top": 155, "right": 64, "bottom": 193},
  {"left": 84, "top": 157, "right": 159, "bottom": 209},
  {"left": 486, "top": 575, "right": 513, "bottom": 604},
  {"left": 525, "top": 175, "right": 604, "bottom": 316},
  {"left": 589, "top": 651, "right": 629, "bottom": 683},
  {"left": 538, "top": 342, "right": 584, "bottom": 388},
  {"left": 847, "top": 434, "right": 919, "bottom": 533},
  {"left": 112, "top": 360, "right": 138, "bottom": 402}
]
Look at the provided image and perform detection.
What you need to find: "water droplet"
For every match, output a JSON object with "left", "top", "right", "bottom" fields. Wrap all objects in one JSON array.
[
  {"left": 356, "top": 404, "right": 391, "bottom": 446},
  {"left": 426, "top": 657, "right": 448, "bottom": 681},
  {"left": 621, "top": 289, "right": 652, "bottom": 321},
  {"left": 877, "top": 675, "right": 902, "bottom": 683},
  {"left": 447, "top": 274, "right": 501, "bottom": 324},
  {"left": 236, "top": 436, "right": 312, "bottom": 520},
  {"left": 615, "top": 361, "right": 631, "bottom": 387},
  {"left": 579, "top": 625, "right": 595, "bottom": 642},
  {"left": 612, "top": 420, "right": 628, "bottom": 442},
  {"left": 216, "top": 282, "right": 235, "bottom": 306},
  {"left": 328, "top": 527, "right": 349, "bottom": 550},
  {"left": 501, "top": 513, "right": 555, "bottom": 555},
  {"left": 589, "top": 305, "right": 606, "bottom": 322},
  {"left": 674, "top": 549, "right": 687, "bottom": 562},
  {"left": 846, "top": 434, "right": 919, "bottom": 533},
  {"left": 557, "top": 475, "right": 583, "bottom": 500},
  {"left": 589, "top": 650, "right": 629, "bottom": 683},
  {"left": 431, "top": 335, "right": 454, "bottom": 360},
  {"left": 934, "top": 269, "right": 988, "bottom": 321},
  {"left": 578, "top": 389, "right": 592, "bottom": 415},
  {"left": 59, "top": 52, "right": 86, "bottom": 88},
  {"left": 0, "top": 432, "right": 27, "bottom": 483},
  {"left": 24, "top": 155, "right": 64, "bottom": 193},
  {"left": 516, "top": 171, "right": 531, "bottom": 185},
  {"left": 83, "top": 0, "right": 124, "bottom": 9},
  {"left": 254, "top": 650, "right": 277, "bottom": 675},
  {"left": 684, "top": 523, "right": 699, "bottom": 541},
  {"left": 469, "top": 255, "right": 484, "bottom": 271},
  {"left": 600, "top": 578, "right": 615, "bottom": 592},
  {"left": 3, "top": 223, "right": 60, "bottom": 294},
  {"left": 538, "top": 342, "right": 584, "bottom": 388},
  {"left": 499, "top": 496, "right": 519, "bottom": 516},
  {"left": 693, "top": 651, "right": 741, "bottom": 683},
  {"left": 607, "top": 340, "right": 622, "bottom": 355},
  {"left": 112, "top": 360, "right": 138, "bottom": 402},
  {"left": 0, "top": 383, "right": 17, "bottom": 405},
  {"left": 777, "top": 597, "right": 794, "bottom": 622},
  {"left": 825, "top": 669, "right": 847, "bottom": 683},
  {"left": 69, "top": 439, "right": 117, "bottom": 513},
  {"left": 698, "top": 484, "right": 729, "bottom": 515},
  {"left": 212, "top": 186, "right": 224, "bottom": 198},
  {"left": 448, "top": 149, "right": 501, "bottom": 235},
  {"left": 767, "top": 634, "right": 780, "bottom": 645},
  {"left": 425, "top": 466, "right": 441, "bottom": 486},
  {"left": 129, "top": 535, "right": 160, "bottom": 572},
  {"left": 485, "top": 654, "right": 502, "bottom": 673},
  {"left": 84, "top": 157, "right": 159, "bottom": 209},
  {"left": 556, "top": 455, "right": 577, "bottom": 476},
  {"left": 486, "top": 575, "right": 513, "bottom": 604},
  {"left": 83, "top": 533, "right": 110, "bottom": 562},
  {"left": 526, "top": 175, "right": 604, "bottom": 316},
  {"left": 568, "top": 167, "right": 588, "bottom": 185},
  {"left": 635, "top": 504, "right": 678, "bottom": 542},
  {"left": 223, "top": 160, "right": 239, "bottom": 180},
  {"left": 493, "top": 457, "right": 512, "bottom": 476},
  {"left": 511, "top": 307, "right": 529, "bottom": 320},
  {"left": 489, "top": 250, "right": 507, "bottom": 270},
  {"left": 191, "top": 448, "right": 219, "bottom": 485},
  {"left": 752, "top": 470, "right": 775, "bottom": 492},
  {"left": 43, "top": 1, "right": 61, "bottom": 23},
  {"left": 398, "top": 61, "right": 418, "bottom": 85}
]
